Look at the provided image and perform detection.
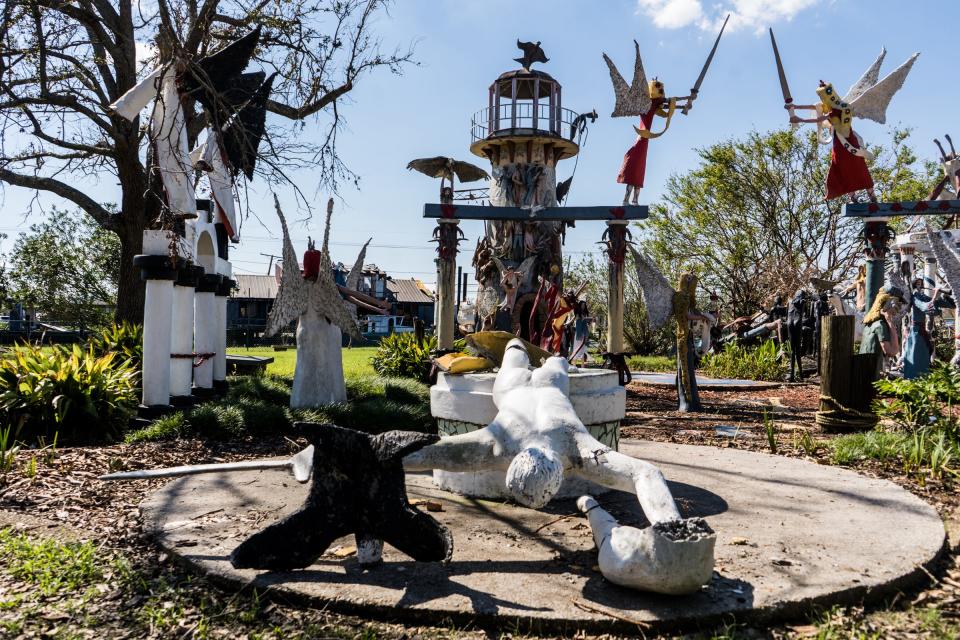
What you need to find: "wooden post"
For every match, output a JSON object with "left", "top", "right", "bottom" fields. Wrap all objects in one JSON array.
[
  {"left": 817, "top": 315, "right": 877, "bottom": 431},
  {"left": 436, "top": 219, "right": 459, "bottom": 351},
  {"left": 606, "top": 221, "right": 627, "bottom": 354}
]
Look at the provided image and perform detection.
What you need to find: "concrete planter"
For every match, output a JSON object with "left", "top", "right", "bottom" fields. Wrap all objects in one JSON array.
[{"left": 430, "top": 368, "right": 626, "bottom": 499}]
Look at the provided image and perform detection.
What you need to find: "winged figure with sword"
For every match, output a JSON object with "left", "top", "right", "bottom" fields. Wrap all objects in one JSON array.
[
  {"left": 603, "top": 16, "right": 729, "bottom": 206},
  {"left": 769, "top": 29, "right": 919, "bottom": 202}
]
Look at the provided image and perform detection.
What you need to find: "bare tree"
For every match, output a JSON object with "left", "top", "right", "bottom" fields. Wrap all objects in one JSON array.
[{"left": 0, "top": 0, "right": 413, "bottom": 322}]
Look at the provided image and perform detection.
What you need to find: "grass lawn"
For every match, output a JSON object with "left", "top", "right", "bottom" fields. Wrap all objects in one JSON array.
[{"left": 227, "top": 345, "right": 376, "bottom": 378}]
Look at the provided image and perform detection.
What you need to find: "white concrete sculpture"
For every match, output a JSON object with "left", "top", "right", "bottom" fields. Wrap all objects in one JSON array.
[
  {"left": 404, "top": 338, "right": 716, "bottom": 594},
  {"left": 265, "top": 196, "right": 361, "bottom": 407}
]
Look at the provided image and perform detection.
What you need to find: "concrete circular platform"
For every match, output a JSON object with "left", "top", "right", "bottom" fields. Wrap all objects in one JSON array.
[
  {"left": 140, "top": 441, "right": 945, "bottom": 634},
  {"left": 632, "top": 371, "right": 783, "bottom": 391}
]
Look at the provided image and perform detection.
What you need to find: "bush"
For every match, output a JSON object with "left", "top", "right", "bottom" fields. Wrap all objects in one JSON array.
[
  {"left": 701, "top": 340, "right": 785, "bottom": 381},
  {"left": 89, "top": 322, "right": 143, "bottom": 372},
  {"left": 0, "top": 344, "right": 138, "bottom": 443},
  {"left": 123, "top": 374, "right": 435, "bottom": 442},
  {"left": 371, "top": 333, "right": 437, "bottom": 381}
]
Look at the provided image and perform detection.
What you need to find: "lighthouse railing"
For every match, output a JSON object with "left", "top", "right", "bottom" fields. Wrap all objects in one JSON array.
[{"left": 471, "top": 105, "right": 580, "bottom": 143}]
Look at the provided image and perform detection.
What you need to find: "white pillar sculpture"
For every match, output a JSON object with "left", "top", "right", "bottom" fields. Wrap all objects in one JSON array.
[
  {"left": 170, "top": 273, "right": 197, "bottom": 401},
  {"left": 194, "top": 276, "right": 218, "bottom": 393},
  {"left": 142, "top": 277, "right": 175, "bottom": 407},
  {"left": 213, "top": 279, "right": 230, "bottom": 391}
]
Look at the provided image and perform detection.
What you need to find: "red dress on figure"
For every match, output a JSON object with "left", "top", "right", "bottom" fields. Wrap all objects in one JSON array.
[
  {"left": 825, "top": 122, "right": 874, "bottom": 200},
  {"left": 617, "top": 98, "right": 665, "bottom": 188}
]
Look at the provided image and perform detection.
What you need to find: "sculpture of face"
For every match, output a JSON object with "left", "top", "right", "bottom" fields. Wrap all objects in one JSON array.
[
  {"left": 648, "top": 79, "right": 665, "bottom": 100},
  {"left": 505, "top": 447, "right": 564, "bottom": 509}
]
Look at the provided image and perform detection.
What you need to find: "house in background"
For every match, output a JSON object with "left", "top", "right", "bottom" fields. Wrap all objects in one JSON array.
[{"left": 227, "top": 265, "right": 435, "bottom": 343}]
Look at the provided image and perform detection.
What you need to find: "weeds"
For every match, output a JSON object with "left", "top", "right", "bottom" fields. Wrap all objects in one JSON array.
[
  {"left": 763, "top": 410, "right": 778, "bottom": 454},
  {"left": 702, "top": 340, "right": 786, "bottom": 382},
  {"left": 0, "top": 528, "right": 101, "bottom": 597}
]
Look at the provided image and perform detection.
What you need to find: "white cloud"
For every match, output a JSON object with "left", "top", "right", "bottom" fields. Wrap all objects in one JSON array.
[
  {"left": 637, "top": 0, "right": 822, "bottom": 34},
  {"left": 637, "top": 0, "right": 703, "bottom": 29}
]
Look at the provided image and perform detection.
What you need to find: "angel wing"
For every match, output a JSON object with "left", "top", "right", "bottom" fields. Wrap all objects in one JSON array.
[
  {"left": 602, "top": 41, "right": 651, "bottom": 118},
  {"left": 342, "top": 237, "right": 372, "bottom": 315},
  {"left": 885, "top": 257, "right": 909, "bottom": 299},
  {"left": 265, "top": 194, "right": 307, "bottom": 336},
  {"left": 844, "top": 48, "right": 886, "bottom": 104},
  {"left": 407, "top": 157, "right": 451, "bottom": 179},
  {"left": 451, "top": 160, "right": 490, "bottom": 184},
  {"left": 309, "top": 199, "right": 361, "bottom": 339},
  {"left": 925, "top": 223, "right": 960, "bottom": 295},
  {"left": 628, "top": 246, "right": 675, "bottom": 330},
  {"left": 848, "top": 52, "right": 919, "bottom": 124}
]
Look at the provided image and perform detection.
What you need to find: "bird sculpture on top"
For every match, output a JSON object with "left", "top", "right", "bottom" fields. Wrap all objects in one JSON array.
[
  {"left": 407, "top": 156, "right": 490, "bottom": 203},
  {"left": 514, "top": 40, "right": 548, "bottom": 70}
]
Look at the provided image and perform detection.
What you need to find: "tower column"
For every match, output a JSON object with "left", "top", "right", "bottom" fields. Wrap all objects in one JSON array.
[
  {"left": 194, "top": 274, "right": 221, "bottom": 395},
  {"left": 170, "top": 266, "right": 201, "bottom": 404},
  {"left": 213, "top": 277, "right": 235, "bottom": 393},
  {"left": 133, "top": 245, "right": 182, "bottom": 410},
  {"left": 863, "top": 219, "right": 891, "bottom": 313},
  {"left": 605, "top": 220, "right": 629, "bottom": 353}
]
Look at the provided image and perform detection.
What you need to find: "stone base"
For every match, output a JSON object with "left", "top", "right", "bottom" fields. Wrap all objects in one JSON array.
[
  {"left": 170, "top": 395, "right": 197, "bottom": 408},
  {"left": 139, "top": 440, "right": 946, "bottom": 634},
  {"left": 137, "top": 403, "right": 174, "bottom": 419},
  {"left": 192, "top": 386, "right": 216, "bottom": 399}
]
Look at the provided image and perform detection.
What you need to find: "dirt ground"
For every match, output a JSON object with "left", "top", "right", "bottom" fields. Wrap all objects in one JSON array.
[{"left": 1, "top": 383, "right": 959, "bottom": 638}]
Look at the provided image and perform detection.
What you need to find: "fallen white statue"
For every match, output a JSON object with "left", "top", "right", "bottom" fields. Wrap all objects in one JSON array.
[
  {"left": 403, "top": 338, "right": 716, "bottom": 594},
  {"left": 101, "top": 338, "right": 715, "bottom": 594}
]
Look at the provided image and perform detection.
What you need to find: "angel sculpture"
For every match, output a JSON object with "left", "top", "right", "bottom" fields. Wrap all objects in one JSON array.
[
  {"left": 773, "top": 37, "right": 919, "bottom": 202},
  {"left": 630, "top": 247, "right": 713, "bottom": 412},
  {"left": 859, "top": 266, "right": 909, "bottom": 377},
  {"left": 111, "top": 28, "right": 268, "bottom": 231},
  {"left": 407, "top": 157, "right": 490, "bottom": 204},
  {"left": 266, "top": 196, "right": 361, "bottom": 408},
  {"left": 603, "top": 17, "right": 727, "bottom": 206}
]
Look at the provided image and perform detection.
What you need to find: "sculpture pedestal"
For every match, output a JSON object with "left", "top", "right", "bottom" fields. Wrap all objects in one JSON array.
[{"left": 429, "top": 369, "right": 625, "bottom": 499}]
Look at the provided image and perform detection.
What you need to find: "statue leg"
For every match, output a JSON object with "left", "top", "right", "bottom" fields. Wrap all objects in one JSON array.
[
  {"left": 623, "top": 185, "right": 632, "bottom": 206},
  {"left": 570, "top": 434, "right": 715, "bottom": 594}
]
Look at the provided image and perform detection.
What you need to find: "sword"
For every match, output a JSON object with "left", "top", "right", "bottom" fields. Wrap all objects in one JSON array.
[
  {"left": 682, "top": 14, "right": 729, "bottom": 115},
  {"left": 99, "top": 445, "right": 315, "bottom": 484},
  {"left": 769, "top": 28, "right": 797, "bottom": 130}
]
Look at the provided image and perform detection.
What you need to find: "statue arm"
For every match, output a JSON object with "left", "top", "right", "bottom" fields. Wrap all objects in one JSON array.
[
  {"left": 571, "top": 433, "right": 681, "bottom": 524},
  {"left": 402, "top": 427, "right": 503, "bottom": 473}
]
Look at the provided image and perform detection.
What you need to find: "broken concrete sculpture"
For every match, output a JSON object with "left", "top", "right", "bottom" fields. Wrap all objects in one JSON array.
[
  {"left": 103, "top": 425, "right": 453, "bottom": 570},
  {"left": 403, "top": 338, "right": 716, "bottom": 594},
  {"left": 577, "top": 496, "right": 715, "bottom": 594},
  {"left": 265, "top": 196, "right": 361, "bottom": 408}
]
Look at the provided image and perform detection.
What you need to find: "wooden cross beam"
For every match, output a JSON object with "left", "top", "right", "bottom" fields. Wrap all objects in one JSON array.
[
  {"left": 843, "top": 200, "right": 960, "bottom": 218},
  {"left": 423, "top": 203, "right": 649, "bottom": 222}
]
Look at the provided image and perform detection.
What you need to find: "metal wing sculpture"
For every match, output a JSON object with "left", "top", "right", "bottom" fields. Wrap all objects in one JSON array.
[
  {"left": 265, "top": 196, "right": 360, "bottom": 339},
  {"left": 343, "top": 237, "right": 372, "bottom": 315},
  {"left": 628, "top": 246, "right": 675, "bottom": 330},
  {"left": 555, "top": 176, "right": 573, "bottom": 204},
  {"left": 602, "top": 41, "right": 651, "bottom": 118},
  {"left": 844, "top": 48, "right": 886, "bottom": 104},
  {"left": 846, "top": 51, "right": 920, "bottom": 124},
  {"left": 926, "top": 223, "right": 960, "bottom": 294},
  {"left": 406, "top": 157, "right": 490, "bottom": 183}
]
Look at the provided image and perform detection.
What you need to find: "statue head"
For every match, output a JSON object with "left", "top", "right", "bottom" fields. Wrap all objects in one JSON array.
[
  {"left": 506, "top": 447, "right": 564, "bottom": 508},
  {"left": 649, "top": 78, "right": 665, "bottom": 100},
  {"left": 678, "top": 273, "right": 697, "bottom": 298}
]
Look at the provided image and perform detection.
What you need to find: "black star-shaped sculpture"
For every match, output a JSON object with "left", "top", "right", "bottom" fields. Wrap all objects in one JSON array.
[{"left": 230, "top": 423, "right": 453, "bottom": 571}]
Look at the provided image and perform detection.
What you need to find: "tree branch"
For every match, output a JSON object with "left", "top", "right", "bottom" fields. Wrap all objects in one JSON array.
[{"left": 0, "top": 166, "right": 118, "bottom": 230}]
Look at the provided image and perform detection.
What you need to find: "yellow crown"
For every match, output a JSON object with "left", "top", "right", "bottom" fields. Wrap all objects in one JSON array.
[{"left": 649, "top": 79, "right": 665, "bottom": 100}]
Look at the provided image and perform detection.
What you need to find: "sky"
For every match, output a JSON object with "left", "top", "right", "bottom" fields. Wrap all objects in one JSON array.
[{"left": 1, "top": 0, "right": 958, "bottom": 300}]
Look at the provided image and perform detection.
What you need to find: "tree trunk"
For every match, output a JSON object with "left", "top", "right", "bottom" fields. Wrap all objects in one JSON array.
[{"left": 115, "top": 217, "right": 146, "bottom": 324}]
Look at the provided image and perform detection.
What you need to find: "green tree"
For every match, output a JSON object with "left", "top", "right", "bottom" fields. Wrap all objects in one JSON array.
[
  {"left": 7, "top": 208, "right": 120, "bottom": 328},
  {"left": 566, "top": 252, "right": 674, "bottom": 356},
  {"left": 638, "top": 128, "right": 937, "bottom": 317}
]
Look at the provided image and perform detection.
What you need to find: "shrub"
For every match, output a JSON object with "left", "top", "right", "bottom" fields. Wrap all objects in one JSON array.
[
  {"left": 0, "top": 344, "right": 138, "bottom": 443},
  {"left": 371, "top": 333, "right": 437, "bottom": 381},
  {"left": 701, "top": 340, "right": 785, "bottom": 381},
  {"left": 123, "top": 374, "right": 435, "bottom": 442},
  {"left": 89, "top": 322, "right": 143, "bottom": 372}
]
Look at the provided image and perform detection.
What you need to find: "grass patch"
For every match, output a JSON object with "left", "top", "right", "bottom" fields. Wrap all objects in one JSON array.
[
  {"left": 226, "top": 345, "right": 376, "bottom": 378},
  {"left": 626, "top": 354, "right": 674, "bottom": 372},
  {"left": 829, "top": 430, "right": 910, "bottom": 465},
  {"left": 0, "top": 528, "right": 101, "bottom": 597},
  {"left": 701, "top": 340, "right": 786, "bottom": 381}
]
